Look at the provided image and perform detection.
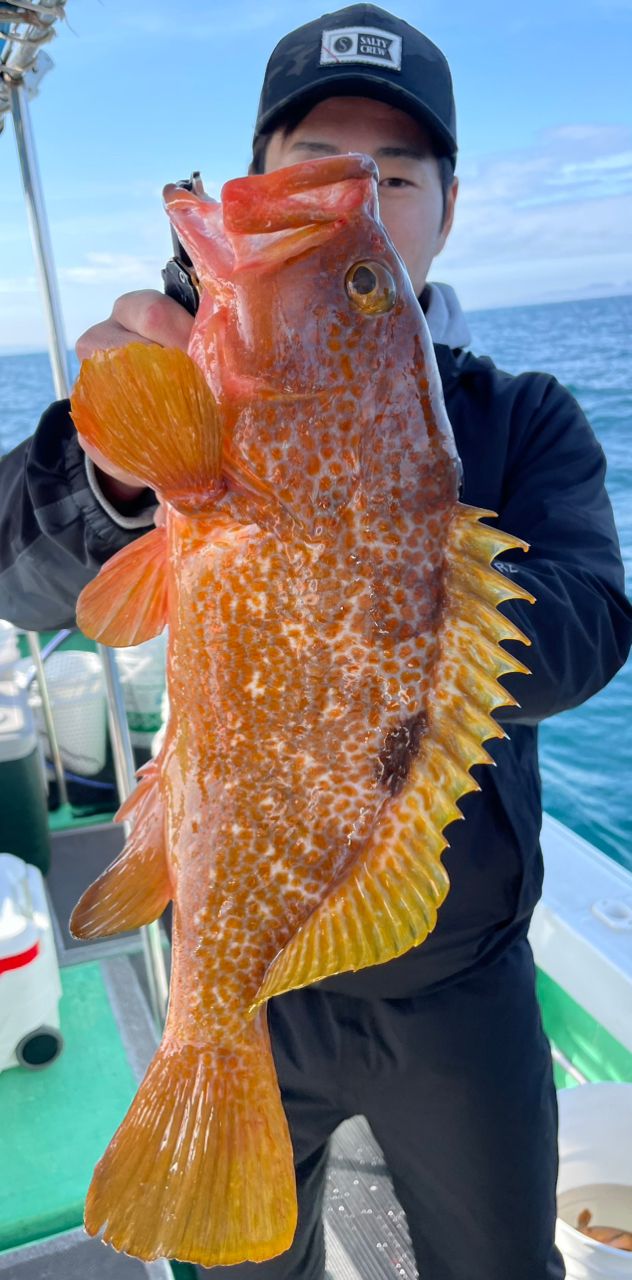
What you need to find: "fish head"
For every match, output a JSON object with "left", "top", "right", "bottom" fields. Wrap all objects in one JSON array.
[{"left": 164, "top": 155, "right": 459, "bottom": 537}]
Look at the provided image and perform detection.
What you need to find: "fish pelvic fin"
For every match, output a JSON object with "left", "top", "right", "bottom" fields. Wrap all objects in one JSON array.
[
  {"left": 82, "top": 1015, "right": 297, "bottom": 1267},
  {"left": 70, "top": 763, "right": 171, "bottom": 938},
  {"left": 71, "top": 344, "right": 223, "bottom": 514},
  {"left": 251, "top": 506, "right": 533, "bottom": 1008},
  {"left": 77, "top": 526, "right": 167, "bottom": 645}
]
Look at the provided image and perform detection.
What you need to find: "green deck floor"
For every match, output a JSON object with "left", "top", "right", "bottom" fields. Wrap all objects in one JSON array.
[{"left": 0, "top": 963, "right": 138, "bottom": 1252}]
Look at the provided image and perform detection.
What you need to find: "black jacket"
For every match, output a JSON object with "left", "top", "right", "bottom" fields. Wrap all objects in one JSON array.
[{"left": 1, "top": 343, "right": 630, "bottom": 994}]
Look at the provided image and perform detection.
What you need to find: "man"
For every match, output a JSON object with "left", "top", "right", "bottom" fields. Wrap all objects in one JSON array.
[{"left": 0, "top": 6, "right": 630, "bottom": 1278}]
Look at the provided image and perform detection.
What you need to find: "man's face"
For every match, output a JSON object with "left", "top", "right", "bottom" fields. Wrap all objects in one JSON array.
[{"left": 264, "top": 96, "right": 458, "bottom": 298}]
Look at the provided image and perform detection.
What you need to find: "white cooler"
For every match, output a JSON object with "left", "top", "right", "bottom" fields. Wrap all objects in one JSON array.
[{"left": 0, "top": 851, "right": 63, "bottom": 1071}]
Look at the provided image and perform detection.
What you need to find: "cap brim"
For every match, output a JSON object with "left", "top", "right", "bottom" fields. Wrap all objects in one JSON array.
[{"left": 254, "top": 73, "right": 457, "bottom": 162}]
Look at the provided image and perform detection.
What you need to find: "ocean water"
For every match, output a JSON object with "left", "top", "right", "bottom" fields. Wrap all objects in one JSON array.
[
  {"left": 466, "top": 295, "right": 631, "bottom": 871},
  {"left": 0, "top": 294, "right": 630, "bottom": 870}
]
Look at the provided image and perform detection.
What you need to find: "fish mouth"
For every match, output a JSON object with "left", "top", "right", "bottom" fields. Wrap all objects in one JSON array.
[
  {"left": 221, "top": 154, "right": 379, "bottom": 271},
  {"left": 222, "top": 154, "right": 378, "bottom": 235}
]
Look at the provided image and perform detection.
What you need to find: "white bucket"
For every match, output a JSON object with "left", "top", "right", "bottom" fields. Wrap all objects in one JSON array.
[
  {"left": 16, "top": 650, "right": 107, "bottom": 777},
  {"left": 114, "top": 632, "right": 167, "bottom": 748},
  {"left": 557, "top": 1084, "right": 632, "bottom": 1277},
  {"left": 0, "top": 620, "right": 19, "bottom": 681}
]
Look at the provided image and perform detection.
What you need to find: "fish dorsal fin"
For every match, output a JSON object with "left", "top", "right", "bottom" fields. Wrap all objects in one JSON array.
[
  {"left": 71, "top": 344, "right": 222, "bottom": 514},
  {"left": 77, "top": 526, "right": 168, "bottom": 646},
  {"left": 250, "top": 506, "right": 533, "bottom": 1012}
]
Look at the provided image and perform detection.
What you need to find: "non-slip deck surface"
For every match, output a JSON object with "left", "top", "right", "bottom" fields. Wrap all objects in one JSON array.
[
  {"left": 0, "top": 1228, "right": 174, "bottom": 1278},
  {"left": 0, "top": 962, "right": 140, "bottom": 1252}
]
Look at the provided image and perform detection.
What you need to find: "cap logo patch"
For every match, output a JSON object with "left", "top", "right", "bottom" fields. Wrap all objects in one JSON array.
[{"left": 320, "top": 26, "right": 403, "bottom": 72}]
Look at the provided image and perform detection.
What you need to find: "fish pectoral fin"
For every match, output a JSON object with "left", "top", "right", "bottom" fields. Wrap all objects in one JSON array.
[
  {"left": 71, "top": 344, "right": 222, "bottom": 512},
  {"left": 251, "top": 505, "right": 533, "bottom": 1009},
  {"left": 70, "top": 768, "right": 170, "bottom": 938},
  {"left": 82, "top": 1016, "right": 297, "bottom": 1267},
  {"left": 77, "top": 526, "right": 167, "bottom": 645}
]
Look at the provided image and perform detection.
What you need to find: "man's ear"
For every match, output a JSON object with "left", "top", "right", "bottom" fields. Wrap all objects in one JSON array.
[{"left": 437, "top": 176, "right": 458, "bottom": 253}]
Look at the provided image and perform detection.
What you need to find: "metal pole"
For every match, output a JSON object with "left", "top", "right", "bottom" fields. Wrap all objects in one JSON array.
[
  {"left": 8, "top": 68, "right": 169, "bottom": 1029},
  {"left": 8, "top": 77, "right": 70, "bottom": 399},
  {"left": 26, "top": 630, "right": 68, "bottom": 806},
  {"left": 551, "top": 1043, "right": 588, "bottom": 1086},
  {"left": 101, "top": 648, "right": 169, "bottom": 1030}
]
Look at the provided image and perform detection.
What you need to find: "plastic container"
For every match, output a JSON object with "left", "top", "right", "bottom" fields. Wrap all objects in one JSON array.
[
  {"left": 0, "top": 620, "right": 19, "bottom": 681},
  {"left": 115, "top": 631, "right": 167, "bottom": 748},
  {"left": 0, "top": 682, "right": 50, "bottom": 874},
  {"left": 556, "top": 1083, "right": 632, "bottom": 1277},
  {"left": 17, "top": 650, "right": 107, "bottom": 777},
  {"left": 0, "top": 851, "right": 63, "bottom": 1072}
]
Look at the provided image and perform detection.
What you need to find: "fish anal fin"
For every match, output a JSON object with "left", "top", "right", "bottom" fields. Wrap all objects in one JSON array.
[
  {"left": 250, "top": 504, "right": 533, "bottom": 1007},
  {"left": 70, "top": 769, "right": 170, "bottom": 938},
  {"left": 77, "top": 527, "right": 167, "bottom": 646},
  {"left": 83, "top": 1016, "right": 297, "bottom": 1266}
]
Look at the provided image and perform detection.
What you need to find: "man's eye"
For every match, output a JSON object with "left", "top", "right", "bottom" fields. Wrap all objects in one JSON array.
[{"left": 379, "top": 177, "right": 411, "bottom": 189}]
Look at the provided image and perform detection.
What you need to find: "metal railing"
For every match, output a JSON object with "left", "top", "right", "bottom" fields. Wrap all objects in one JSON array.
[{"left": 2, "top": 4, "right": 169, "bottom": 1029}]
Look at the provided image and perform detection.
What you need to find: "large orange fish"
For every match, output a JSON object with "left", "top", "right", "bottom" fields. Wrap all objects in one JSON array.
[{"left": 69, "top": 153, "right": 532, "bottom": 1267}]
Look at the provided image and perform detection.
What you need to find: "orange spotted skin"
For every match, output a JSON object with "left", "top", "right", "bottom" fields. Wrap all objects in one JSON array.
[
  {"left": 162, "top": 156, "right": 459, "bottom": 1044},
  {"left": 69, "top": 155, "right": 532, "bottom": 1266}
]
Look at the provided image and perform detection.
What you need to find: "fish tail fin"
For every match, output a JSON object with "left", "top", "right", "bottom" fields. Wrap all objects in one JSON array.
[
  {"left": 71, "top": 344, "right": 222, "bottom": 513},
  {"left": 84, "top": 1014, "right": 297, "bottom": 1267}
]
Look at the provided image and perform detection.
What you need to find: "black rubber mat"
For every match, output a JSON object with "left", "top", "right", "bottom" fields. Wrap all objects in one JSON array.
[{"left": 47, "top": 823, "right": 126, "bottom": 954}]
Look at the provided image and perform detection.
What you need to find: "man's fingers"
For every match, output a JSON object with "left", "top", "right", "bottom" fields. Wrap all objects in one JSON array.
[
  {"left": 75, "top": 290, "right": 194, "bottom": 362},
  {"left": 112, "top": 290, "right": 194, "bottom": 350},
  {"left": 75, "top": 321, "right": 153, "bottom": 362}
]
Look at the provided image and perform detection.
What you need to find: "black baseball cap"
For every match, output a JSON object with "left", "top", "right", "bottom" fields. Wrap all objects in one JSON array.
[{"left": 253, "top": 5, "right": 457, "bottom": 165}]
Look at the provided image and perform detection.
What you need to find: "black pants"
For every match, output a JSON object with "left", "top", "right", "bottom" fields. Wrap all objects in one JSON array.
[{"left": 199, "top": 940, "right": 565, "bottom": 1280}]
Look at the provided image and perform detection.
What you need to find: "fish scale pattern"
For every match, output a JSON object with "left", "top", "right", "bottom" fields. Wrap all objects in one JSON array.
[
  {"left": 68, "top": 154, "right": 534, "bottom": 1267},
  {"left": 162, "top": 484, "right": 451, "bottom": 1046}
]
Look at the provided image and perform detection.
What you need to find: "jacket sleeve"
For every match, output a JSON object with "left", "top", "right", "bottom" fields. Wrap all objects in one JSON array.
[
  {"left": 0, "top": 399, "right": 156, "bottom": 630},
  {"left": 494, "top": 375, "right": 632, "bottom": 724}
]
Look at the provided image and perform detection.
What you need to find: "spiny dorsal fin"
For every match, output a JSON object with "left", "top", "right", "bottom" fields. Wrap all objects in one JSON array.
[{"left": 250, "top": 506, "right": 533, "bottom": 1011}]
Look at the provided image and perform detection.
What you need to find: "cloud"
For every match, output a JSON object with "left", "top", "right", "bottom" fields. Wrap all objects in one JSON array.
[
  {"left": 59, "top": 252, "right": 164, "bottom": 287},
  {"left": 439, "top": 123, "right": 632, "bottom": 306}
]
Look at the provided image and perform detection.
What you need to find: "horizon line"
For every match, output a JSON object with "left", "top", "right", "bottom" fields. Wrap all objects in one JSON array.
[{"left": 1, "top": 289, "right": 630, "bottom": 357}]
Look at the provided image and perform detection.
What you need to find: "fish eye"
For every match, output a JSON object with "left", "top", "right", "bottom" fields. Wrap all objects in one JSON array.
[{"left": 345, "top": 261, "right": 397, "bottom": 315}]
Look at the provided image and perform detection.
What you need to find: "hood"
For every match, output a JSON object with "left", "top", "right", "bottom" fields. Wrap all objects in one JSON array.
[{"left": 423, "top": 282, "right": 471, "bottom": 350}]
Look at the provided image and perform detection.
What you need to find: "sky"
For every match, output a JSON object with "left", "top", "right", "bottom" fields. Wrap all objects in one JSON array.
[{"left": 0, "top": 0, "right": 631, "bottom": 351}]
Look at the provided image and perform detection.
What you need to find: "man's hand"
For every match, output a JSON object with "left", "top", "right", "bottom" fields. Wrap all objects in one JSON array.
[
  {"left": 75, "top": 290, "right": 194, "bottom": 515},
  {"left": 75, "top": 289, "right": 194, "bottom": 361}
]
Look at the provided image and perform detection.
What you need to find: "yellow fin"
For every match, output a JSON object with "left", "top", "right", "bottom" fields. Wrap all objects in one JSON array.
[
  {"left": 250, "top": 504, "right": 533, "bottom": 1008},
  {"left": 71, "top": 344, "right": 222, "bottom": 513},
  {"left": 77, "top": 527, "right": 167, "bottom": 646},
  {"left": 83, "top": 1014, "right": 297, "bottom": 1267},
  {"left": 70, "top": 767, "right": 170, "bottom": 938}
]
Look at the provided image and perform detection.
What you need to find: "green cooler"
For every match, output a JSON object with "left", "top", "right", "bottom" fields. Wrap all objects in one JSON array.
[{"left": 0, "top": 681, "right": 50, "bottom": 874}]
